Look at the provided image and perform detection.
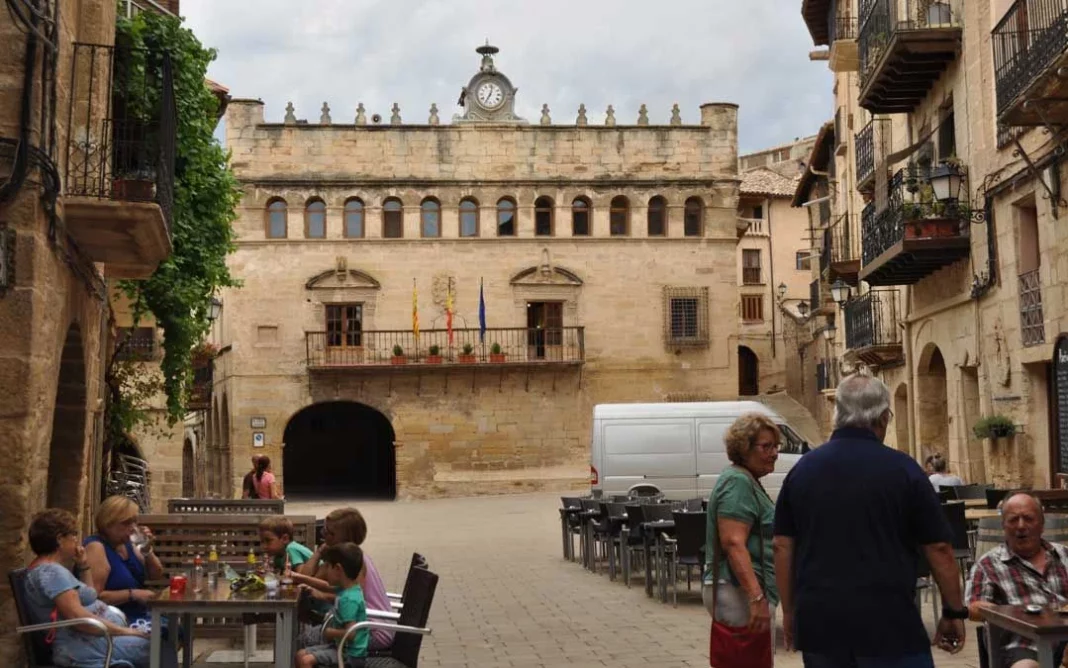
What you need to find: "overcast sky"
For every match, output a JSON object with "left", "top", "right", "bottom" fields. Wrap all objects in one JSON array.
[{"left": 181, "top": 0, "right": 832, "bottom": 154}]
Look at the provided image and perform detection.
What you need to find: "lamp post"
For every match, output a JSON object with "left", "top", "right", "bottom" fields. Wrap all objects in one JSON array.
[
  {"left": 207, "top": 297, "right": 223, "bottom": 322},
  {"left": 797, "top": 301, "right": 810, "bottom": 318},
  {"left": 929, "top": 163, "right": 964, "bottom": 202},
  {"left": 777, "top": 282, "right": 787, "bottom": 301},
  {"left": 830, "top": 279, "right": 852, "bottom": 308}
]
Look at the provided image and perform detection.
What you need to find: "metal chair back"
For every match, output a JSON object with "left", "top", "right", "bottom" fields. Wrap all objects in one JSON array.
[
  {"left": 643, "top": 504, "right": 673, "bottom": 522},
  {"left": 986, "top": 488, "right": 1011, "bottom": 510},
  {"left": 390, "top": 566, "right": 439, "bottom": 668},
  {"left": 953, "top": 484, "right": 992, "bottom": 500},
  {"left": 9, "top": 568, "right": 54, "bottom": 668},
  {"left": 941, "top": 501, "right": 970, "bottom": 552},
  {"left": 671, "top": 511, "right": 707, "bottom": 563}
]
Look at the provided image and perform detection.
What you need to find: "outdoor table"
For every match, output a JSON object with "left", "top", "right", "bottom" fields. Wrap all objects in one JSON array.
[
  {"left": 963, "top": 498, "right": 987, "bottom": 508},
  {"left": 148, "top": 579, "right": 300, "bottom": 668},
  {"left": 982, "top": 605, "right": 1068, "bottom": 668},
  {"left": 967, "top": 508, "right": 1001, "bottom": 522}
]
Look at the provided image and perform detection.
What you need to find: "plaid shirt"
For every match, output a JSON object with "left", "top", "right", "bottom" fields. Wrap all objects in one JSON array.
[{"left": 966, "top": 540, "right": 1068, "bottom": 652}]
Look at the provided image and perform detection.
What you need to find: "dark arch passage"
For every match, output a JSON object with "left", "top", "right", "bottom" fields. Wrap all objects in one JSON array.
[
  {"left": 738, "top": 345, "right": 759, "bottom": 396},
  {"left": 283, "top": 402, "right": 397, "bottom": 499}
]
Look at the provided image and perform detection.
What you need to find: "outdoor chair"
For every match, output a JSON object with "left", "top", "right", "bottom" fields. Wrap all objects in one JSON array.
[
  {"left": 384, "top": 553, "right": 428, "bottom": 611},
  {"left": 952, "top": 483, "right": 992, "bottom": 501},
  {"left": 620, "top": 504, "right": 647, "bottom": 588},
  {"left": 10, "top": 567, "right": 126, "bottom": 668},
  {"left": 601, "top": 502, "right": 628, "bottom": 580},
  {"left": 333, "top": 566, "right": 439, "bottom": 668},
  {"left": 560, "top": 497, "right": 584, "bottom": 561},
  {"left": 664, "top": 511, "right": 707, "bottom": 607},
  {"left": 913, "top": 551, "right": 939, "bottom": 627},
  {"left": 985, "top": 488, "right": 1011, "bottom": 510},
  {"left": 936, "top": 489, "right": 954, "bottom": 503},
  {"left": 941, "top": 501, "right": 973, "bottom": 583},
  {"left": 578, "top": 498, "right": 603, "bottom": 571}
]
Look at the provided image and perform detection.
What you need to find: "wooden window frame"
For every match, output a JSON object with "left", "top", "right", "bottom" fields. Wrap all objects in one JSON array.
[
  {"left": 742, "top": 249, "right": 763, "bottom": 285},
  {"left": 684, "top": 197, "right": 704, "bottom": 237},
  {"left": 647, "top": 195, "right": 667, "bottom": 237},
  {"left": 741, "top": 294, "right": 765, "bottom": 323},
  {"left": 265, "top": 198, "right": 288, "bottom": 239},
  {"left": 420, "top": 198, "right": 442, "bottom": 238},
  {"left": 496, "top": 197, "right": 517, "bottom": 237},
  {"left": 304, "top": 198, "right": 327, "bottom": 239},
  {"left": 610, "top": 196, "right": 630, "bottom": 236},
  {"left": 571, "top": 197, "right": 591, "bottom": 237},
  {"left": 534, "top": 196, "right": 555, "bottom": 237},
  {"left": 325, "top": 303, "right": 363, "bottom": 348},
  {"left": 343, "top": 198, "right": 365, "bottom": 239},
  {"left": 796, "top": 250, "right": 811, "bottom": 271},
  {"left": 459, "top": 198, "right": 480, "bottom": 237},
  {"left": 382, "top": 198, "right": 404, "bottom": 239}
]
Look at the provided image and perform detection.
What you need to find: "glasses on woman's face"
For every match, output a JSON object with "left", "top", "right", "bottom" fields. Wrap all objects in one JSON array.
[{"left": 755, "top": 440, "right": 781, "bottom": 452}]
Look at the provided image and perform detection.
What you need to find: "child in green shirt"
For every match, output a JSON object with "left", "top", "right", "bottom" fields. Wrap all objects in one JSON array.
[
  {"left": 259, "top": 516, "right": 314, "bottom": 572},
  {"left": 295, "top": 543, "right": 369, "bottom": 667}
]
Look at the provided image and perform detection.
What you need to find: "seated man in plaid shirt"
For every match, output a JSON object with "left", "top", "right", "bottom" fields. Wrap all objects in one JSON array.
[{"left": 966, "top": 493, "right": 1068, "bottom": 668}]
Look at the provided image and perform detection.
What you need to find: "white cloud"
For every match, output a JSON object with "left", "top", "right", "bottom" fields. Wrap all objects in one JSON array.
[{"left": 182, "top": 0, "right": 832, "bottom": 152}]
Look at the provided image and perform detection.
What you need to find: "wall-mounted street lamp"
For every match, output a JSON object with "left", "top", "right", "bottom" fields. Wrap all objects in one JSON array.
[
  {"left": 830, "top": 279, "right": 852, "bottom": 307},
  {"left": 207, "top": 297, "right": 223, "bottom": 323}
]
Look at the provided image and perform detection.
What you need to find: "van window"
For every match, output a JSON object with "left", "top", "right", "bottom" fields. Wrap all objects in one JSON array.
[{"left": 778, "top": 424, "right": 807, "bottom": 455}]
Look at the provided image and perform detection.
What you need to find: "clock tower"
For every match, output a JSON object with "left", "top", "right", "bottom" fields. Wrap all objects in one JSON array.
[{"left": 456, "top": 44, "right": 526, "bottom": 123}]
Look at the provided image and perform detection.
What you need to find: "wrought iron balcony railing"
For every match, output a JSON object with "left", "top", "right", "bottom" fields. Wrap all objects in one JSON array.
[
  {"left": 816, "top": 361, "right": 833, "bottom": 392},
  {"left": 66, "top": 44, "right": 176, "bottom": 233},
  {"left": 820, "top": 227, "right": 832, "bottom": 274},
  {"left": 859, "top": 0, "right": 961, "bottom": 86},
  {"left": 855, "top": 117, "right": 892, "bottom": 189},
  {"left": 845, "top": 289, "right": 902, "bottom": 351},
  {"left": 188, "top": 363, "right": 213, "bottom": 410},
  {"left": 832, "top": 15, "right": 859, "bottom": 41},
  {"left": 830, "top": 214, "right": 859, "bottom": 264},
  {"left": 1019, "top": 269, "right": 1046, "bottom": 347},
  {"left": 860, "top": 165, "right": 968, "bottom": 266},
  {"left": 810, "top": 279, "right": 823, "bottom": 314},
  {"left": 306, "top": 327, "right": 586, "bottom": 368},
  {"left": 993, "top": 0, "right": 1068, "bottom": 118},
  {"left": 115, "top": 327, "right": 157, "bottom": 361}
]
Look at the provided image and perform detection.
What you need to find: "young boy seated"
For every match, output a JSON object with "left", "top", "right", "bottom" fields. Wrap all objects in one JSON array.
[
  {"left": 296, "top": 543, "right": 370, "bottom": 668},
  {"left": 259, "top": 516, "right": 314, "bottom": 572}
]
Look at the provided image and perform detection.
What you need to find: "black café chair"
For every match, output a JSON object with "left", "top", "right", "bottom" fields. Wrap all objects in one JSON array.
[
  {"left": 560, "top": 497, "right": 584, "bottom": 561},
  {"left": 936, "top": 489, "right": 955, "bottom": 503},
  {"left": 10, "top": 567, "right": 122, "bottom": 668},
  {"left": 578, "top": 498, "right": 603, "bottom": 571},
  {"left": 334, "top": 566, "right": 438, "bottom": 668},
  {"left": 941, "top": 501, "right": 973, "bottom": 583},
  {"left": 665, "top": 511, "right": 707, "bottom": 607},
  {"left": 986, "top": 488, "right": 1011, "bottom": 510},
  {"left": 384, "top": 553, "right": 428, "bottom": 610},
  {"left": 953, "top": 483, "right": 993, "bottom": 501},
  {"left": 620, "top": 504, "right": 647, "bottom": 588},
  {"left": 600, "top": 502, "right": 629, "bottom": 580}
]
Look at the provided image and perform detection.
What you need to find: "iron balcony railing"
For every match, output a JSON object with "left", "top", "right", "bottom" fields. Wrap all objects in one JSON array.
[
  {"left": 820, "top": 227, "right": 832, "bottom": 274},
  {"left": 859, "top": 0, "right": 962, "bottom": 87},
  {"left": 861, "top": 165, "right": 968, "bottom": 265},
  {"left": 845, "top": 289, "right": 902, "bottom": 350},
  {"left": 810, "top": 279, "right": 823, "bottom": 314},
  {"left": 993, "top": 0, "right": 1068, "bottom": 116},
  {"left": 816, "top": 361, "right": 831, "bottom": 392},
  {"left": 306, "top": 327, "right": 586, "bottom": 368},
  {"left": 188, "top": 363, "right": 212, "bottom": 410},
  {"left": 832, "top": 15, "right": 859, "bottom": 41},
  {"left": 1019, "top": 269, "right": 1046, "bottom": 346},
  {"left": 855, "top": 117, "right": 892, "bottom": 187},
  {"left": 115, "top": 327, "right": 156, "bottom": 361},
  {"left": 66, "top": 44, "right": 176, "bottom": 234},
  {"left": 830, "top": 214, "right": 859, "bottom": 263}
]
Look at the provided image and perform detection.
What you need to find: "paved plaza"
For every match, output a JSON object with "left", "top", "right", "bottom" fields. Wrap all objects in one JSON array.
[{"left": 187, "top": 492, "right": 985, "bottom": 668}]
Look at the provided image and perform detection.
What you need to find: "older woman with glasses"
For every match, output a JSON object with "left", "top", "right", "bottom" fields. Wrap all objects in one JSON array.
[
  {"left": 703, "top": 413, "right": 782, "bottom": 666},
  {"left": 23, "top": 508, "right": 150, "bottom": 667}
]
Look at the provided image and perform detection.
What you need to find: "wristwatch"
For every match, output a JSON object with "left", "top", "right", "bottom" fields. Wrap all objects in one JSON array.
[
  {"left": 749, "top": 593, "right": 766, "bottom": 604},
  {"left": 942, "top": 604, "right": 969, "bottom": 620}
]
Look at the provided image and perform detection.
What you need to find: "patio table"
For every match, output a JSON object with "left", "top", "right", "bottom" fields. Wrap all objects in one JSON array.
[
  {"left": 148, "top": 579, "right": 300, "bottom": 668},
  {"left": 982, "top": 605, "right": 1068, "bottom": 668}
]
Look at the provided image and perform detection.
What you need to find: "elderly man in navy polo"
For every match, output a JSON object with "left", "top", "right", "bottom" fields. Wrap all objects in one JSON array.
[{"left": 773, "top": 372, "right": 967, "bottom": 668}]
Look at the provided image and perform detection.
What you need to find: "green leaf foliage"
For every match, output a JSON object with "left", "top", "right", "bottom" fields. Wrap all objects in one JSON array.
[
  {"left": 115, "top": 11, "right": 240, "bottom": 422},
  {"left": 972, "top": 414, "right": 1017, "bottom": 439}
]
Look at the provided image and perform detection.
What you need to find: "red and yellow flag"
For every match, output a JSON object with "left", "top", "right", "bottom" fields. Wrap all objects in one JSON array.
[
  {"left": 445, "top": 279, "right": 454, "bottom": 346},
  {"left": 412, "top": 279, "right": 419, "bottom": 340}
]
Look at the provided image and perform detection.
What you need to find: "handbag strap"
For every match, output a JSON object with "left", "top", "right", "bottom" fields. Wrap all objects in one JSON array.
[{"left": 709, "top": 465, "right": 769, "bottom": 622}]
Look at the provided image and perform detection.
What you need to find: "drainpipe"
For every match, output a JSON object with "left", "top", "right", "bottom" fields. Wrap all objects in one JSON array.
[
  {"left": 904, "top": 285, "right": 918, "bottom": 461},
  {"left": 767, "top": 197, "right": 777, "bottom": 360}
]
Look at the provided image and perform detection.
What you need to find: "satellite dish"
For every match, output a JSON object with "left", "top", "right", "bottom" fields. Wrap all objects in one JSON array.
[{"left": 371, "top": 114, "right": 382, "bottom": 124}]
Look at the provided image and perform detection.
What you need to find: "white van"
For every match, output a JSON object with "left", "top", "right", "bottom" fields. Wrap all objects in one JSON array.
[{"left": 589, "top": 401, "right": 810, "bottom": 501}]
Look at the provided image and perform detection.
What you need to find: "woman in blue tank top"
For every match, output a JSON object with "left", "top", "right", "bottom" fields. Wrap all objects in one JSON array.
[{"left": 83, "top": 495, "right": 164, "bottom": 623}]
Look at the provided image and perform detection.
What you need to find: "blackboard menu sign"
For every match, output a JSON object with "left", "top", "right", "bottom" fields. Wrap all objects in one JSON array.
[{"left": 1056, "top": 336, "right": 1068, "bottom": 474}]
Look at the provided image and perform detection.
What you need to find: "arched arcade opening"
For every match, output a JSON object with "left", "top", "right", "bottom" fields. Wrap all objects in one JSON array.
[{"left": 282, "top": 402, "right": 397, "bottom": 499}]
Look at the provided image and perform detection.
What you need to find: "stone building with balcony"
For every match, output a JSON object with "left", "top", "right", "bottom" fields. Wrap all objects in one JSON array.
[
  {"left": 797, "top": 0, "right": 1068, "bottom": 488},
  {"left": 215, "top": 45, "right": 743, "bottom": 499},
  {"left": 0, "top": 0, "right": 176, "bottom": 662}
]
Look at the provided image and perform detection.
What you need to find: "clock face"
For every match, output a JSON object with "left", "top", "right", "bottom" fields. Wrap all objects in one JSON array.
[{"left": 476, "top": 81, "right": 504, "bottom": 109}]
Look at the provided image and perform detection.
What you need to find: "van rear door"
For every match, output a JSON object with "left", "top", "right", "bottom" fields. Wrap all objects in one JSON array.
[
  {"left": 696, "top": 419, "right": 731, "bottom": 500},
  {"left": 601, "top": 419, "right": 696, "bottom": 499}
]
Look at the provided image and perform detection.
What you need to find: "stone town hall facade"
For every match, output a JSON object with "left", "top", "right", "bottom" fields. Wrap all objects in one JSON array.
[{"left": 212, "top": 45, "right": 743, "bottom": 498}]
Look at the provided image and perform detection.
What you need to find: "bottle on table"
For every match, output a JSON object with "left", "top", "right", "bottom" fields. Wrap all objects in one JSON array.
[
  {"left": 193, "top": 553, "right": 204, "bottom": 592},
  {"left": 207, "top": 545, "right": 219, "bottom": 588},
  {"left": 247, "top": 547, "right": 257, "bottom": 573}
]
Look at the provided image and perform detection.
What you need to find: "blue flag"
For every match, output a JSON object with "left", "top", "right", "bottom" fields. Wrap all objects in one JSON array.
[{"left": 478, "top": 278, "right": 486, "bottom": 343}]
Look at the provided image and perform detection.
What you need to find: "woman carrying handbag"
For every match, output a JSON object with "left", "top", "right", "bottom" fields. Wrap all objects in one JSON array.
[{"left": 703, "top": 414, "right": 782, "bottom": 668}]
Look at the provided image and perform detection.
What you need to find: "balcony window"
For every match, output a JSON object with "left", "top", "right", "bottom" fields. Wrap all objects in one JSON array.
[
  {"left": 742, "top": 249, "right": 763, "bottom": 285},
  {"left": 534, "top": 197, "right": 554, "bottom": 237},
  {"left": 684, "top": 197, "right": 704, "bottom": 237},
  {"left": 305, "top": 199, "right": 326, "bottom": 238},
  {"left": 326, "top": 304, "right": 362, "bottom": 347},
  {"left": 344, "top": 198, "right": 364, "bottom": 238},
  {"left": 572, "top": 197, "right": 591, "bottom": 236},
  {"left": 460, "top": 198, "right": 479, "bottom": 237}
]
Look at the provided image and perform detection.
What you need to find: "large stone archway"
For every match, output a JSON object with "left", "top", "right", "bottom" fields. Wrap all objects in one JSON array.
[
  {"left": 46, "top": 324, "right": 88, "bottom": 512},
  {"left": 917, "top": 343, "right": 949, "bottom": 461},
  {"left": 282, "top": 402, "right": 397, "bottom": 499}
]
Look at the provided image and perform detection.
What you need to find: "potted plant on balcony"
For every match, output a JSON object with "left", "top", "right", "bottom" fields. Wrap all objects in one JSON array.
[
  {"left": 426, "top": 344, "right": 443, "bottom": 364},
  {"left": 973, "top": 414, "right": 1017, "bottom": 449},
  {"left": 110, "top": 46, "right": 159, "bottom": 201},
  {"left": 489, "top": 342, "right": 507, "bottom": 363},
  {"left": 391, "top": 344, "right": 407, "bottom": 365},
  {"left": 458, "top": 343, "right": 477, "bottom": 364},
  {"left": 190, "top": 342, "right": 218, "bottom": 367}
]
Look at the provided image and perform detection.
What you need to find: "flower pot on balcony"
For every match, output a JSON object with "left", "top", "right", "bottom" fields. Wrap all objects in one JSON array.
[
  {"left": 458, "top": 354, "right": 477, "bottom": 364},
  {"left": 112, "top": 177, "right": 155, "bottom": 201},
  {"left": 426, "top": 355, "right": 443, "bottom": 364},
  {"left": 391, "top": 355, "right": 407, "bottom": 365},
  {"left": 489, "top": 343, "right": 505, "bottom": 363},
  {"left": 905, "top": 219, "right": 957, "bottom": 240}
]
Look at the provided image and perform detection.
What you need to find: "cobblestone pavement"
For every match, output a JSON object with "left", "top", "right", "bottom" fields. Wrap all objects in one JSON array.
[{"left": 274, "top": 492, "right": 982, "bottom": 668}]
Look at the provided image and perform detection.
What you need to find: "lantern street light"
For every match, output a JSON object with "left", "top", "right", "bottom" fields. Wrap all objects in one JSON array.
[
  {"left": 830, "top": 279, "right": 852, "bottom": 307},
  {"left": 207, "top": 297, "right": 223, "bottom": 323},
  {"left": 822, "top": 323, "right": 837, "bottom": 341},
  {"left": 777, "top": 282, "right": 788, "bottom": 301},
  {"left": 929, "top": 163, "right": 964, "bottom": 202},
  {"left": 797, "top": 301, "right": 810, "bottom": 318}
]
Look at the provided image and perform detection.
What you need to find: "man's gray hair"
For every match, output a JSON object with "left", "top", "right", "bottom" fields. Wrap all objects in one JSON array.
[{"left": 833, "top": 373, "right": 891, "bottom": 431}]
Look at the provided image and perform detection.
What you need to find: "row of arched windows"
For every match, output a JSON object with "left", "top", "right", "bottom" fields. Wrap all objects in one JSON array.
[{"left": 264, "top": 195, "right": 706, "bottom": 239}]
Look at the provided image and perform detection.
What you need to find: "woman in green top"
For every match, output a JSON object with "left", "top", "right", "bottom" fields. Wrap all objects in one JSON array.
[{"left": 704, "top": 413, "right": 781, "bottom": 641}]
